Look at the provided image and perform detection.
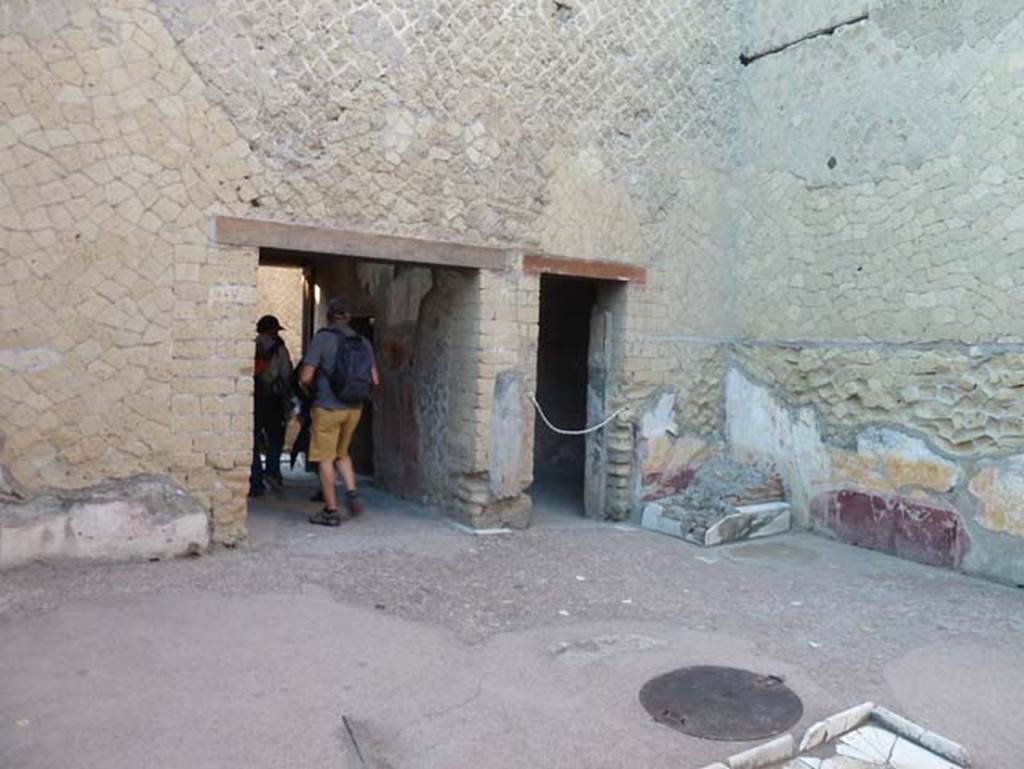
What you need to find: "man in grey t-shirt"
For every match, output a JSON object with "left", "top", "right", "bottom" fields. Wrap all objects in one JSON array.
[{"left": 298, "top": 298, "right": 378, "bottom": 526}]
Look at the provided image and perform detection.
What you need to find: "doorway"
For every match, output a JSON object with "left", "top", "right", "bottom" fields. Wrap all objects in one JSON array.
[
  {"left": 249, "top": 246, "right": 485, "bottom": 534},
  {"left": 531, "top": 275, "right": 597, "bottom": 516},
  {"left": 255, "top": 249, "right": 378, "bottom": 488},
  {"left": 254, "top": 261, "right": 308, "bottom": 485}
]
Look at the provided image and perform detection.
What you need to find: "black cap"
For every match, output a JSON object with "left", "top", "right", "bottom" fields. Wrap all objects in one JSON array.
[{"left": 257, "top": 314, "right": 284, "bottom": 333}]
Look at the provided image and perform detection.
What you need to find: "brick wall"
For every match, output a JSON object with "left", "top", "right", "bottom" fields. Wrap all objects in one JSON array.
[{"left": 256, "top": 265, "right": 304, "bottom": 358}]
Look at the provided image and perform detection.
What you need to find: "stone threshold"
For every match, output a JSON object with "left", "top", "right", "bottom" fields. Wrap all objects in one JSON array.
[{"left": 442, "top": 518, "right": 513, "bottom": 536}]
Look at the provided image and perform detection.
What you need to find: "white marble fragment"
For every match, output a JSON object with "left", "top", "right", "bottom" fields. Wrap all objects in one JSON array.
[
  {"left": 822, "top": 757, "right": 880, "bottom": 768},
  {"left": 890, "top": 737, "right": 961, "bottom": 769},
  {"left": 870, "top": 707, "right": 969, "bottom": 765},
  {"left": 640, "top": 503, "right": 683, "bottom": 537},
  {"left": 798, "top": 719, "right": 828, "bottom": 752},
  {"left": 837, "top": 724, "right": 898, "bottom": 763},
  {"left": 727, "top": 734, "right": 794, "bottom": 769},
  {"left": 824, "top": 702, "right": 874, "bottom": 740}
]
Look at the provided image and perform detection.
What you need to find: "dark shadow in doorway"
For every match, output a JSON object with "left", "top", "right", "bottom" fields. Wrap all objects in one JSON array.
[{"left": 530, "top": 274, "right": 596, "bottom": 519}]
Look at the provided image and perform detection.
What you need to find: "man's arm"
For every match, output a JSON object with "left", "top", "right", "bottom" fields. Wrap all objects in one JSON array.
[
  {"left": 299, "top": 363, "right": 316, "bottom": 394},
  {"left": 298, "top": 331, "right": 325, "bottom": 395},
  {"left": 366, "top": 339, "right": 380, "bottom": 387}
]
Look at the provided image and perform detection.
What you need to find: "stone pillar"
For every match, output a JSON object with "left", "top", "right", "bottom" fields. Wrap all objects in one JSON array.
[
  {"left": 170, "top": 242, "right": 256, "bottom": 546},
  {"left": 589, "top": 280, "right": 633, "bottom": 520},
  {"left": 449, "top": 260, "right": 537, "bottom": 528}
]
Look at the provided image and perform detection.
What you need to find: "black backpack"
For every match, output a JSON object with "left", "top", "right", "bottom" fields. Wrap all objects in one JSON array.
[{"left": 324, "top": 328, "right": 373, "bottom": 404}]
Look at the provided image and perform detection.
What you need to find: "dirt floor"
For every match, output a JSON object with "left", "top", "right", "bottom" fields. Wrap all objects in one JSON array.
[{"left": 1, "top": 475, "right": 1022, "bottom": 769}]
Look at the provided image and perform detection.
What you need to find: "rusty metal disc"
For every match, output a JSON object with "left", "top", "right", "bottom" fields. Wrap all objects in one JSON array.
[{"left": 639, "top": 665, "right": 803, "bottom": 741}]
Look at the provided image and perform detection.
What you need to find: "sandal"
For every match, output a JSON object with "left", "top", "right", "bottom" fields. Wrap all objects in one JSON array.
[
  {"left": 345, "top": 491, "right": 365, "bottom": 518},
  {"left": 309, "top": 507, "right": 343, "bottom": 527}
]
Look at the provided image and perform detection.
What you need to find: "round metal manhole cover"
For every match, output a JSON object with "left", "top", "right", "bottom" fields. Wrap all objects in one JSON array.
[{"left": 639, "top": 665, "right": 803, "bottom": 741}]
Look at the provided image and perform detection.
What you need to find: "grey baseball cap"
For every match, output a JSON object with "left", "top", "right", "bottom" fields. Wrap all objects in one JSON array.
[{"left": 326, "top": 298, "right": 349, "bottom": 319}]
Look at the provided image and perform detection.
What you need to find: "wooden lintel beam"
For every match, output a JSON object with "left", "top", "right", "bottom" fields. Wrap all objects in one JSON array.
[
  {"left": 523, "top": 254, "right": 646, "bottom": 283},
  {"left": 212, "top": 215, "right": 510, "bottom": 271}
]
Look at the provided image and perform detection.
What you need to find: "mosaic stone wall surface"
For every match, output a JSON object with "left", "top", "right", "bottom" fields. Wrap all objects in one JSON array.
[
  {"left": 0, "top": 0, "right": 740, "bottom": 541},
  {"left": 614, "top": 0, "right": 1024, "bottom": 580},
  {"left": 4, "top": 0, "right": 1021, "bottom": 579}
]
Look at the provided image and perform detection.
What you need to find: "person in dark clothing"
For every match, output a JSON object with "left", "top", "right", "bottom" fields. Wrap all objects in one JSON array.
[
  {"left": 289, "top": 362, "right": 324, "bottom": 501},
  {"left": 250, "top": 314, "right": 292, "bottom": 497},
  {"left": 289, "top": 362, "right": 313, "bottom": 472}
]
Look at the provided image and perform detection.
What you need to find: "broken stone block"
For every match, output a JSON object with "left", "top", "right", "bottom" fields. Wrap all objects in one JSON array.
[
  {"left": 824, "top": 702, "right": 874, "bottom": 741},
  {"left": 870, "top": 707, "right": 969, "bottom": 767},
  {"left": 641, "top": 501, "right": 791, "bottom": 547},
  {"left": 641, "top": 453, "right": 791, "bottom": 546},
  {"left": 704, "top": 503, "right": 791, "bottom": 546},
  {"left": 887, "top": 737, "right": 961, "bottom": 769},
  {"left": 798, "top": 719, "right": 829, "bottom": 752},
  {"left": 0, "top": 475, "right": 209, "bottom": 569},
  {"left": 727, "top": 733, "right": 794, "bottom": 769},
  {"left": 673, "top": 454, "right": 785, "bottom": 513},
  {"left": 640, "top": 503, "right": 683, "bottom": 537},
  {"left": 705, "top": 704, "right": 968, "bottom": 769},
  {"left": 836, "top": 724, "right": 898, "bottom": 763}
]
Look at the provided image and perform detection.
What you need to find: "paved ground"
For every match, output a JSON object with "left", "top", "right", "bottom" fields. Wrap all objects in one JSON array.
[{"left": 1, "top": 476, "right": 1022, "bottom": 769}]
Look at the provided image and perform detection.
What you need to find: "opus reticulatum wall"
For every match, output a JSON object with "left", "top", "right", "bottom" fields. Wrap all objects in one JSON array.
[{"left": 1, "top": 0, "right": 1022, "bottom": 582}]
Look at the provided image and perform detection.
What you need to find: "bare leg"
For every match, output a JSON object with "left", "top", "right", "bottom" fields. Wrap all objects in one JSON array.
[
  {"left": 336, "top": 455, "right": 357, "bottom": 493},
  {"left": 318, "top": 460, "right": 338, "bottom": 511}
]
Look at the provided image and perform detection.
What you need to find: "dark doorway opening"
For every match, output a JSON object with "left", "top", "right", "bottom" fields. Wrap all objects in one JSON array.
[
  {"left": 531, "top": 274, "right": 597, "bottom": 516},
  {"left": 347, "top": 315, "right": 375, "bottom": 477}
]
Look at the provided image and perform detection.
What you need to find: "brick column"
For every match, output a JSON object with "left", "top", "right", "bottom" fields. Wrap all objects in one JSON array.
[
  {"left": 170, "top": 242, "right": 256, "bottom": 545},
  {"left": 448, "top": 259, "right": 537, "bottom": 528}
]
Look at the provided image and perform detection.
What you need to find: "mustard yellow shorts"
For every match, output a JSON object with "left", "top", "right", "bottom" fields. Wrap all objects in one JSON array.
[{"left": 308, "top": 406, "right": 363, "bottom": 463}]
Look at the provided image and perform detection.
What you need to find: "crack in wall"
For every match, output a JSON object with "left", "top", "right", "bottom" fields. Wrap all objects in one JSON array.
[{"left": 739, "top": 12, "right": 870, "bottom": 66}]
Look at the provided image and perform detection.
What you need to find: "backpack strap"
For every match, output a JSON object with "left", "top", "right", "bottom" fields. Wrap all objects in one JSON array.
[{"left": 310, "top": 328, "right": 347, "bottom": 386}]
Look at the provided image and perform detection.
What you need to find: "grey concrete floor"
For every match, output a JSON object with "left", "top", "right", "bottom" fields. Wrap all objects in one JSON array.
[{"left": 1, "top": 476, "right": 1022, "bottom": 769}]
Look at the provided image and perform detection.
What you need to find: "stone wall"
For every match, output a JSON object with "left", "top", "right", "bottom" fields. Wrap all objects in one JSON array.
[
  {"left": 9, "top": 0, "right": 1017, "bottom": 582},
  {"left": 149, "top": 0, "right": 741, "bottom": 524},
  {"left": 0, "top": 2, "right": 261, "bottom": 545},
  {"left": 727, "top": 0, "right": 1024, "bottom": 583},
  {"left": 366, "top": 264, "right": 488, "bottom": 511},
  {"left": 0, "top": 0, "right": 738, "bottom": 544}
]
